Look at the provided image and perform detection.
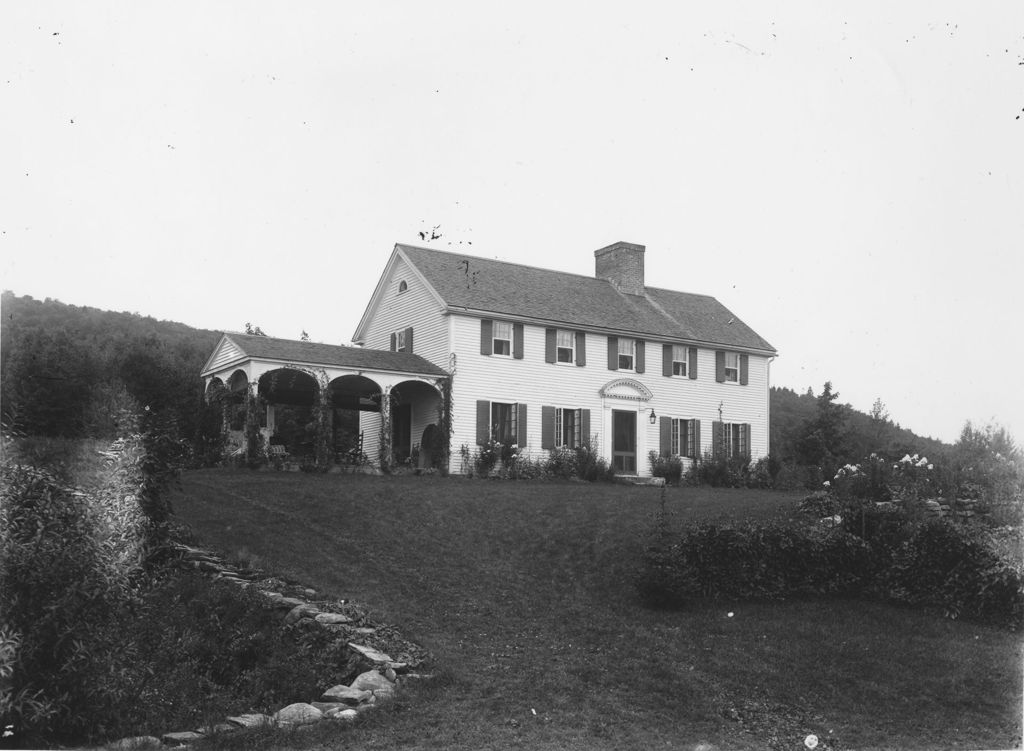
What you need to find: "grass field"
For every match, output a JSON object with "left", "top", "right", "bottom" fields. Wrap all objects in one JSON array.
[{"left": 171, "top": 470, "right": 1023, "bottom": 750}]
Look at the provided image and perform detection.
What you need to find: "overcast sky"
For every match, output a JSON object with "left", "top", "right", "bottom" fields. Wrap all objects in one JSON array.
[{"left": 2, "top": 2, "right": 1022, "bottom": 445}]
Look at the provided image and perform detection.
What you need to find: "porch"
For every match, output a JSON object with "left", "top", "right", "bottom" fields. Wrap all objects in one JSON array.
[{"left": 201, "top": 333, "right": 450, "bottom": 471}]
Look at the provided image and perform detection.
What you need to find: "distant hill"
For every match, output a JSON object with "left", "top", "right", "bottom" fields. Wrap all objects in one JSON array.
[
  {"left": 1, "top": 291, "right": 222, "bottom": 439},
  {"left": 770, "top": 384, "right": 948, "bottom": 468}
]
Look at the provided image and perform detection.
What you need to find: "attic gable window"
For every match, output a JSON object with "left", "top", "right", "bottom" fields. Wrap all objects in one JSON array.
[
  {"left": 493, "top": 321, "right": 513, "bottom": 357},
  {"left": 397, "top": 280, "right": 408, "bottom": 294}
]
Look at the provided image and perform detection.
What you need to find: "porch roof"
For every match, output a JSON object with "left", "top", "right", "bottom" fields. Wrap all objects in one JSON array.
[{"left": 201, "top": 333, "right": 449, "bottom": 379}]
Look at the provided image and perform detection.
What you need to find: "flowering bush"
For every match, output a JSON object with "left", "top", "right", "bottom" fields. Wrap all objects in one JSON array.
[{"left": 648, "top": 451, "right": 683, "bottom": 486}]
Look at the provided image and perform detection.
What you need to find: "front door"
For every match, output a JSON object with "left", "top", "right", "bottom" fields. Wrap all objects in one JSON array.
[{"left": 612, "top": 409, "right": 637, "bottom": 474}]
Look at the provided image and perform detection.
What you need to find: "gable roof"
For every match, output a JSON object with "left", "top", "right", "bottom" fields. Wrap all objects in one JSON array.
[
  {"left": 394, "top": 244, "right": 776, "bottom": 354},
  {"left": 201, "top": 333, "right": 448, "bottom": 378}
]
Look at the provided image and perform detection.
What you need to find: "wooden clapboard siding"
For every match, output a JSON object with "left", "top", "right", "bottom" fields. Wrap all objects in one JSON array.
[
  {"left": 359, "top": 254, "right": 449, "bottom": 369},
  {"left": 445, "top": 314, "right": 772, "bottom": 474}
]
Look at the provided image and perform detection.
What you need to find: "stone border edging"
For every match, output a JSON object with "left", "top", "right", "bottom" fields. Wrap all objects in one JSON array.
[{"left": 101, "top": 543, "right": 434, "bottom": 749}]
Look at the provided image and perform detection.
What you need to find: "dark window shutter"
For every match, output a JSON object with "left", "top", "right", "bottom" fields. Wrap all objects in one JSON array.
[
  {"left": 712, "top": 421, "right": 723, "bottom": 459},
  {"left": 741, "top": 423, "right": 750, "bottom": 457},
  {"left": 480, "top": 320, "right": 493, "bottom": 355},
  {"left": 740, "top": 354, "right": 749, "bottom": 385},
  {"left": 513, "top": 323, "right": 524, "bottom": 360},
  {"left": 693, "top": 419, "right": 702, "bottom": 458},
  {"left": 405, "top": 327, "right": 413, "bottom": 354},
  {"left": 689, "top": 347, "right": 698, "bottom": 380},
  {"left": 715, "top": 351, "right": 726, "bottom": 382},
  {"left": 545, "top": 329, "right": 557, "bottom": 363},
  {"left": 580, "top": 409, "right": 591, "bottom": 447},
  {"left": 476, "top": 400, "right": 490, "bottom": 445},
  {"left": 662, "top": 344, "right": 673, "bottom": 377},
  {"left": 659, "top": 415, "right": 672, "bottom": 457},
  {"left": 575, "top": 331, "right": 586, "bottom": 367},
  {"left": 607, "top": 336, "right": 618, "bottom": 370},
  {"left": 541, "top": 405, "right": 555, "bottom": 449},
  {"left": 390, "top": 332, "right": 397, "bottom": 352},
  {"left": 635, "top": 340, "right": 645, "bottom": 373},
  {"left": 516, "top": 403, "right": 528, "bottom": 446}
]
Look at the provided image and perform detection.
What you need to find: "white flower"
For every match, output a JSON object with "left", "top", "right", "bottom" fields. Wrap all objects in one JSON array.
[
  {"left": 805, "top": 735, "right": 819, "bottom": 750},
  {"left": 727, "top": 612, "right": 734, "bottom": 617},
  {"left": 823, "top": 481, "right": 831, "bottom": 487},
  {"left": 927, "top": 464, "right": 934, "bottom": 470},
  {"left": 901, "top": 454, "right": 913, "bottom": 464}
]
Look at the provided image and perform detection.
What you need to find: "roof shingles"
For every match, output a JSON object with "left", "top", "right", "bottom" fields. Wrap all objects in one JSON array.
[
  {"left": 221, "top": 333, "right": 448, "bottom": 377},
  {"left": 397, "top": 245, "right": 775, "bottom": 353}
]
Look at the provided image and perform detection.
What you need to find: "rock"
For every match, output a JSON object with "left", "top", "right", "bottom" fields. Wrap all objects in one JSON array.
[
  {"left": 351, "top": 669, "right": 395, "bottom": 692},
  {"left": 326, "top": 708, "right": 359, "bottom": 722},
  {"left": 195, "top": 722, "right": 236, "bottom": 735},
  {"left": 315, "top": 612, "right": 353, "bottom": 625},
  {"left": 226, "top": 713, "right": 273, "bottom": 729},
  {"left": 160, "top": 730, "right": 205, "bottom": 744},
  {"left": 303, "top": 588, "right": 317, "bottom": 597},
  {"left": 284, "top": 604, "right": 320, "bottom": 624},
  {"left": 274, "top": 702, "right": 323, "bottom": 726},
  {"left": 354, "top": 627, "right": 377, "bottom": 635},
  {"left": 264, "top": 592, "right": 283, "bottom": 602},
  {"left": 274, "top": 596, "right": 307, "bottom": 610},
  {"left": 106, "top": 735, "right": 162, "bottom": 749},
  {"left": 321, "top": 684, "right": 373, "bottom": 705},
  {"left": 386, "top": 661, "right": 409, "bottom": 672},
  {"left": 348, "top": 642, "right": 392, "bottom": 663},
  {"left": 384, "top": 666, "right": 397, "bottom": 682},
  {"left": 311, "top": 701, "right": 350, "bottom": 713},
  {"left": 924, "top": 500, "right": 942, "bottom": 512}
]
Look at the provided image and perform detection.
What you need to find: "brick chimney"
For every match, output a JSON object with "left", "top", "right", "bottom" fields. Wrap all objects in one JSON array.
[{"left": 594, "top": 241, "right": 645, "bottom": 296}]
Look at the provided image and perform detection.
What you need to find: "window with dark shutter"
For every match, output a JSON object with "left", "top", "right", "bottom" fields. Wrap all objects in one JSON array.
[
  {"left": 689, "top": 347, "right": 698, "bottom": 380},
  {"left": 607, "top": 336, "right": 619, "bottom": 370},
  {"left": 541, "top": 405, "right": 556, "bottom": 449},
  {"left": 715, "top": 351, "right": 726, "bottom": 383},
  {"left": 575, "top": 331, "right": 586, "bottom": 367},
  {"left": 405, "top": 327, "right": 413, "bottom": 354},
  {"left": 635, "top": 340, "right": 645, "bottom": 373},
  {"left": 739, "top": 354, "right": 749, "bottom": 385},
  {"left": 480, "top": 320, "right": 493, "bottom": 355},
  {"left": 476, "top": 400, "right": 490, "bottom": 445},
  {"left": 513, "top": 324, "right": 524, "bottom": 360},
  {"left": 545, "top": 329, "right": 557, "bottom": 364},
  {"left": 659, "top": 415, "right": 671, "bottom": 457}
]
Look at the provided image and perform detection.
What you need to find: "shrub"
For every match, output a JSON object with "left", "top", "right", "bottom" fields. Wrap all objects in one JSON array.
[
  {"left": 648, "top": 451, "right": 683, "bottom": 486},
  {"left": 637, "top": 513, "right": 1024, "bottom": 629},
  {"left": 638, "top": 520, "right": 875, "bottom": 606},
  {"left": 573, "top": 443, "right": 616, "bottom": 482},
  {"left": 878, "top": 520, "right": 1024, "bottom": 626}
]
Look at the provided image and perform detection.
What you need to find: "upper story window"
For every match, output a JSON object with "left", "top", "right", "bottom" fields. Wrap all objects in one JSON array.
[
  {"left": 672, "top": 345, "right": 688, "bottom": 377},
  {"left": 724, "top": 352, "right": 739, "bottom": 382},
  {"left": 397, "top": 280, "right": 408, "bottom": 294},
  {"left": 391, "top": 326, "right": 412, "bottom": 353},
  {"left": 715, "top": 350, "right": 748, "bottom": 385},
  {"left": 617, "top": 338, "right": 635, "bottom": 371},
  {"left": 481, "top": 319, "right": 524, "bottom": 359},
  {"left": 493, "top": 321, "right": 513, "bottom": 357},
  {"left": 556, "top": 330, "right": 575, "bottom": 363}
]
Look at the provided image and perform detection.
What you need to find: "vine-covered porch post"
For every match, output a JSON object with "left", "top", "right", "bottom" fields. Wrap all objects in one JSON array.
[
  {"left": 438, "top": 375, "right": 453, "bottom": 476},
  {"left": 378, "top": 385, "right": 394, "bottom": 473},
  {"left": 313, "top": 370, "right": 333, "bottom": 467},
  {"left": 243, "top": 383, "right": 262, "bottom": 462}
]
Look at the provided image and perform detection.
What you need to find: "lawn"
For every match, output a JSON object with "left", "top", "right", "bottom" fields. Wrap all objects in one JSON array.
[{"left": 171, "top": 470, "right": 1023, "bottom": 750}]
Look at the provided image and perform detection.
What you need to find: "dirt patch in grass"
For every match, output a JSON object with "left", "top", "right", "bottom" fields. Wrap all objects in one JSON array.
[{"left": 171, "top": 470, "right": 1023, "bottom": 750}]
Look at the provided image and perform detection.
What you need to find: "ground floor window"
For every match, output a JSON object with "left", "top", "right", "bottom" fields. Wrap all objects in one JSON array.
[
  {"left": 491, "top": 401, "right": 517, "bottom": 444},
  {"left": 555, "top": 407, "right": 582, "bottom": 448},
  {"left": 671, "top": 418, "right": 697, "bottom": 459}
]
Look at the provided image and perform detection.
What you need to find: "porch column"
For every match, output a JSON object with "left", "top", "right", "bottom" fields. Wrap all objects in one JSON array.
[
  {"left": 379, "top": 385, "right": 394, "bottom": 472},
  {"left": 314, "top": 379, "right": 333, "bottom": 467},
  {"left": 244, "top": 383, "right": 262, "bottom": 460}
]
